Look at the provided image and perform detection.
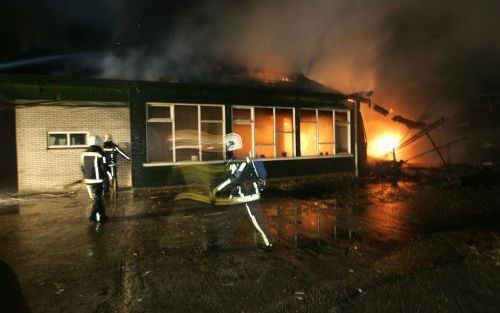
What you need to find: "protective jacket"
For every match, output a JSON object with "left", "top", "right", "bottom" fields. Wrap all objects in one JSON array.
[
  {"left": 81, "top": 145, "right": 110, "bottom": 184},
  {"left": 211, "top": 156, "right": 267, "bottom": 205}
]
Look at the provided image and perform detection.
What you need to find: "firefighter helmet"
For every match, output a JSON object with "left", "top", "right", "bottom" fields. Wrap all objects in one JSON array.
[
  {"left": 88, "top": 135, "right": 103, "bottom": 147},
  {"left": 104, "top": 134, "right": 113, "bottom": 142},
  {"left": 225, "top": 133, "right": 242, "bottom": 151}
]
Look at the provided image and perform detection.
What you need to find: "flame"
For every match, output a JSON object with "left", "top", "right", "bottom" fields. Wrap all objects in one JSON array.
[
  {"left": 371, "top": 132, "right": 402, "bottom": 158},
  {"left": 250, "top": 69, "right": 292, "bottom": 83}
]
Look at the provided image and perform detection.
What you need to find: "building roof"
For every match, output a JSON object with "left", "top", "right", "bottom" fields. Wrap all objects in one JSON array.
[{"left": 0, "top": 73, "right": 351, "bottom": 109}]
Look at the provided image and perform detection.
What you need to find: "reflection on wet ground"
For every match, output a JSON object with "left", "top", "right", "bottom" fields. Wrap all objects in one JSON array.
[
  {"left": 0, "top": 182, "right": 416, "bottom": 252},
  {"left": 1, "top": 181, "right": 499, "bottom": 312},
  {"left": 3, "top": 179, "right": 495, "bottom": 255},
  {"left": 134, "top": 182, "right": 416, "bottom": 250}
]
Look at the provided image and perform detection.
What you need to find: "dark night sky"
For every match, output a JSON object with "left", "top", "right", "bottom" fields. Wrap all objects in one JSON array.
[
  {"left": 1, "top": 0, "right": 500, "bottom": 118},
  {"left": 1, "top": 1, "right": 187, "bottom": 56}
]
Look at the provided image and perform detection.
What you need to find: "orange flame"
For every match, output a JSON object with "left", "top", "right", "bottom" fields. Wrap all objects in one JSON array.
[
  {"left": 371, "top": 132, "right": 402, "bottom": 159},
  {"left": 250, "top": 69, "right": 292, "bottom": 83}
]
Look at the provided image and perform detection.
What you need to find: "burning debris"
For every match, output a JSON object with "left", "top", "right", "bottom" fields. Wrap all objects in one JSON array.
[
  {"left": 353, "top": 91, "right": 471, "bottom": 167},
  {"left": 372, "top": 104, "right": 391, "bottom": 116},
  {"left": 391, "top": 115, "right": 426, "bottom": 130}
]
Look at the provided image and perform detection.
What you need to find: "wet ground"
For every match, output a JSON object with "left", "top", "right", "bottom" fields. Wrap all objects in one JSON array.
[{"left": 0, "top": 179, "right": 499, "bottom": 313}]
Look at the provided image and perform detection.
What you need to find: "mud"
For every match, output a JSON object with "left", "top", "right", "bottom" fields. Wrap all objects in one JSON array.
[{"left": 0, "top": 180, "right": 499, "bottom": 312}]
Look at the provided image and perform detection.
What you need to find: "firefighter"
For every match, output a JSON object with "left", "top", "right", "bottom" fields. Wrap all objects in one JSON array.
[
  {"left": 81, "top": 135, "right": 110, "bottom": 222},
  {"left": 210, "top": 133, "right": 273, "bottom": 250},
  {"left": 102, "top": 134, "right": 130, "bottom": 194}
]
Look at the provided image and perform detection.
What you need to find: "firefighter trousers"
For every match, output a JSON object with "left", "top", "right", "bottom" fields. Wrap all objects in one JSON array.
[
  {"left": 219, "top": 201, "right": 272, "bottom": 247},
  {"left": 85, "top": 183, "right": 105, "bottom": 222}
]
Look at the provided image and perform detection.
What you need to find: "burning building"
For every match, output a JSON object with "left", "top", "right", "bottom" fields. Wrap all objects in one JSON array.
[{"left": 0, "top": 73, "right": 367, "bottom": 193}]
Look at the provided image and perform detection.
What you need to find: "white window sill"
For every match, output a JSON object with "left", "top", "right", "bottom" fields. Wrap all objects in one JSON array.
[
  {"left": 143, "top": 160, "right": 227, "bottom": 167},
  {"left": 142, "top": 154, "right": 354, "bottom": 167},
  {"left": 48, "top": 145, "right": 88, "bottom": 149}
]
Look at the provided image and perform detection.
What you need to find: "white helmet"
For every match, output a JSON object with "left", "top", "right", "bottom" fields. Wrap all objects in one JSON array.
[
  {"left": 88, "top": 135, "right": 103, "bottom": 147},
  {"left": 225, "top": 133, "right": 242, "bottom": 151},
  {"left": 104, "top": 134, "right": 112, "bottom": 142}
]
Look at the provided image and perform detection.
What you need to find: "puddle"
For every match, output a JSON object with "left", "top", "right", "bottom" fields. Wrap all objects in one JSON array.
[{"left": 0, "top": 182, "right": 417, "bottom": 252}]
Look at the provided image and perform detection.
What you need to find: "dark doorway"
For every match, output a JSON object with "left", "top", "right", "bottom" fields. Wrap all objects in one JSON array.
[{"left": 0, "top": 106, "right": 17, "bottom": 191}]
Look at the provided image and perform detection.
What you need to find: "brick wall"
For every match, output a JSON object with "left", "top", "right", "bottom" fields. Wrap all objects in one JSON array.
[{"left": 15, "top": 104, "right": 131, "bottom": 193}]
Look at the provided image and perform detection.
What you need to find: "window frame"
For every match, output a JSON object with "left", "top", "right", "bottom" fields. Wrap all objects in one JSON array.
[
  {"left": 299, "top": 108, "right": 336, "bottom": 157},
  {"left": 298, "top": 108, "right": 353, "bottom": 158},
  {"left": 232, "top": 105, "right": 296, "bottom": 159},
  {"left": 146, "top": 103, "right": 174, "bottom": 163},
  {"left": 299, "top": 108, "right": 320, "bottom": 157},
  {"left": 318, "top": 109, "right": 335, "bottom": 156},
  {"left": 145, "top": 102, "right": 226, "bottom": 165},
  {"left": 47, "top": 131, "right": 89, "bottom": 149},
  {"left": 334, "top": 109, "right": 351, "bottom": 155}
]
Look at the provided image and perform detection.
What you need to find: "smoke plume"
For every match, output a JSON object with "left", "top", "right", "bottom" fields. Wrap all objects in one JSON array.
[{"left": 2, "top": 0, "right": 500, "bottom": 164}]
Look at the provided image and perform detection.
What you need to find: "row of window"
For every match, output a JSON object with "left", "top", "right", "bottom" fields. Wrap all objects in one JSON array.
[
  {"left": 146, "top": 103, "right": 351, "bottom": 163},
  {"left": 45, "top": 104, "right": 351, "bottom": 161},
  {"left": 48, "top": 132, "right": 88, "bottom": 148}
]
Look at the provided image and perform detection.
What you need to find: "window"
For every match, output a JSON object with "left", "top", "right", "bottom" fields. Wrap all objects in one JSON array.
[
  {"left": 299, "top": 109, "right": 318, "bottom": 156},
  {"left": 175, "top": 105, "right": 199, "bottom": 162},
  {"left": 275, "top": 109, "right": 294, "bottom": 157},
  {"left": 201, "top": 106, "right": 225, "bottom": 161},
  {"left": 146, "top": 103, "right": 225, "bottom": 163},
  {"left": 299, "top": 109, "right": 343, "bottom": 157},
  {"left": 232, "top": 106, "right": 295, "bottom": 159},
  {"left": 254, "top": 108, "right": 274, "bottom": 158},
  {"left": 48, "top": 132, "right": 88, "bottom": 148},
  {"left": 300, "top": 109, "right": 336, "bottom": 156},
  {"left": 232, "top": 107, "right": 253, "bottom": 158},
  {"left": 335, "top": 111, "right": 350, "bottom": 154},
  {"left": 318, "top": 110, "right": 334, "bottom": 156},
  {"left": 147, "top": 104, "right": 173, "bottom": 162}
]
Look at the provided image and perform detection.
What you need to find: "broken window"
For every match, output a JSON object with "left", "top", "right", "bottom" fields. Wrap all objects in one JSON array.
[
  {"left": 232, "top": 106, "right": 295, "bottom": 159},
  {"left": 147, "top": 103, "right": 225, "bottom": 163},
  {"left": 335, "top": 111, "right": 350, "bottom": 154}
]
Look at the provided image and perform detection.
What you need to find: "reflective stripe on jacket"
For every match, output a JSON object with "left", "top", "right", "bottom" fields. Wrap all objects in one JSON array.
[{"left": 81, "top": 146, "right": 108, "bottom": 184}]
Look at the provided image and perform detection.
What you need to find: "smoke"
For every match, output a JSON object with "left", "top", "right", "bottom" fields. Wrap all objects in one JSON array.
[
  {"left": 96, "top": 1, "right": 500, "bottom": 106},
  {"left": 3, "top": 0, "right": 500, "bottom": 164},
  {"left": 99, "top": 0, "right": 387, "bottom": 89},
  {"left": 98, "top": 0, "right": 500, "bottom": 165},
  {"left": 3, "top": 0, "right": 499, "bottom": 101}
]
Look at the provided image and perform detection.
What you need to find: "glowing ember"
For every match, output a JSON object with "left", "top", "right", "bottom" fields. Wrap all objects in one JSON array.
[
  {"left": 372, "top": 133, "right": 401, "bottom": 158},
  {"left": 250, "top": 69, "right": 292, "bottom": 83}
]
